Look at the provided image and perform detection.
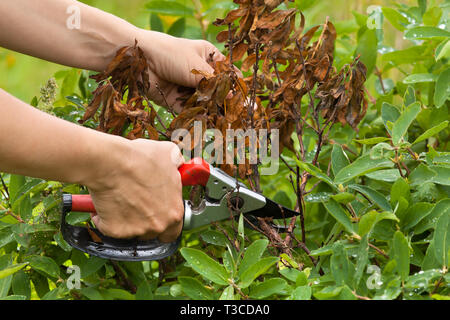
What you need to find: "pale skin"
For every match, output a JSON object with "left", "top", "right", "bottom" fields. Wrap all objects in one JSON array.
[{"left": 0, "top": 0, "right": 227, "bottom": 242}]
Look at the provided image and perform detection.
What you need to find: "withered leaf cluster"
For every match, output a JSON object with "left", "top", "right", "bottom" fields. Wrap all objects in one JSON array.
[
  {"left": 80, "top": 41, "right": 159, "bottom": 140},
  {"left": 81, "top": 0, "right": 368, "bottom": 180}
]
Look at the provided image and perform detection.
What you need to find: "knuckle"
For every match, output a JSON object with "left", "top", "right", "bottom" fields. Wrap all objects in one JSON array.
[
  {"left": 151, "top": 223, "right": 166, "bottom": 235},
  {"left": 171, "top": 208, "right": 184, "bottom": 225}
]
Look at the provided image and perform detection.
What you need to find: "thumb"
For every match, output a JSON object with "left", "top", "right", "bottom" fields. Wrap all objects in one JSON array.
[{"left": 187, "top": 57, "right": 216, "bottom": 88}]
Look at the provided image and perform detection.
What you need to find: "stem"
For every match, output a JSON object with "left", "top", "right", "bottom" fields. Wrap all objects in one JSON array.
[
  {"left": 110, "top": 261, "right": 137, "bottom": 294},
  {"left": 191, "top": 0, "right": 207, "bottom": 40},
  {"left": 0, "top": 174, "right": 9, "bottom": 200}
]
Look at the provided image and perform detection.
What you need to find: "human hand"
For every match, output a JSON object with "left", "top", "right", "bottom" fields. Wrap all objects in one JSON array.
[
  {"left": 86, "top": 138, "right": 185, "bottom": 243},
  {"left": 137, "top": 31, "right": 240, "bottom": 112}
]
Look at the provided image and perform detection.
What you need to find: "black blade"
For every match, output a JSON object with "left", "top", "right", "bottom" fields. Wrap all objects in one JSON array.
[{"left": 245, "top": 197, "right": 299, "bottom": 219}]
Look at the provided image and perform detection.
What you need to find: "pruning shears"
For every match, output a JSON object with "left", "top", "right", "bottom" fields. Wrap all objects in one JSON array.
[{"left": 61, "top": 158, "right": 298, "bottom": 261}]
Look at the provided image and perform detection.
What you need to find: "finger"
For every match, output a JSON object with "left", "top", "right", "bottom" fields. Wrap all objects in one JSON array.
[
  {"left": 168, "top": 142, "right": 185, "bottom": 168},
  {"left": 189, "top": 57, "right": 216, "bottom": 87},
  {"left": 157, "top": 219, "right": 183, "bottom": 243},
  {"left": 91, "top": 215, "right": 107, "bottom": 235}
]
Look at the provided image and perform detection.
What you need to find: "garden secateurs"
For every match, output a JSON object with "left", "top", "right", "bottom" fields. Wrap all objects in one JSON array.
[{"left": 61, "top": 158, "right": 298, "bottom": 261}]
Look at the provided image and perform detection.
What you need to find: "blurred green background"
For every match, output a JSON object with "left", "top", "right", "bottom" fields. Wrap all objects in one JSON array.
[{"left": 0, "top": 0, "right": 420, "bottom": 104}]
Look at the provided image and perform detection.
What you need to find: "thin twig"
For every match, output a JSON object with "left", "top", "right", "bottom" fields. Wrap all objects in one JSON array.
[
  {"left": 110, "top": 261, "right": 137, "bottom": 294},
  {"left": 0, "top": 175, "right": 9, "bottom": 200}
]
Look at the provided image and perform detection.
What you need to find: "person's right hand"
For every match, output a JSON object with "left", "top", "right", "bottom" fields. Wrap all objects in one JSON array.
[{"left": 85, "top": 138, "right": 185, "bottom": 243}]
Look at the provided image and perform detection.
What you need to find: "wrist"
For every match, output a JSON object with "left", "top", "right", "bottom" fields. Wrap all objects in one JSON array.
[
  {"left": 78, "top": 132, "right": 131, "bottom": 192},
  {"left": 134, "top": 29, "right": 175, "bottom": 72},
  {"left": 77, "top": 7, "right": 142, "bottom": 72}
]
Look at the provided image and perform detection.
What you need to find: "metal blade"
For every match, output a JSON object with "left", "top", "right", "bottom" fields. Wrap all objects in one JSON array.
[{"left": 245, "top": 197, "right": 299, "bottom": 219}]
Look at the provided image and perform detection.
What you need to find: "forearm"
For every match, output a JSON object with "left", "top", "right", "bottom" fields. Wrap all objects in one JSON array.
[
  {"left": 0, "top": 0, "right": 164, "bottom": 72},
  {"left": 0, "top": 89, "right": 126, "bottom": 189}
]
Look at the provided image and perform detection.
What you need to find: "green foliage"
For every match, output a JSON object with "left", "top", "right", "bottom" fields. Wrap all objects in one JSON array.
[{"left": 1, "top": 0, "right": 449, "bottom": 300}]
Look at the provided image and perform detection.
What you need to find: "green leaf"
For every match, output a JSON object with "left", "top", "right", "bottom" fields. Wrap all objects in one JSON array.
[
  {"left": 27, "top": 256, "right": 60, "bottom": 279},
  {"left": 0, "top": 230, "right": 14, "bottom": 249},
  {"left": 334, "top": 154, "right": 393, "bottom": 185},
  {"left": 80, "top": 256, "right": 106, "bottom": 279},
  {"left": 238, "top": 213, "right": 244, "bottom": 242},
  {"left": 354, "top": 235, "right": 369, "bottom": 287},
  {"left": 422, "top": 242, "right": 441, "bottom": 270},
  {"left": 238, "top": 239, "right": 269, "bottom": 277},
  {"left": 201, "top": 230, "right": 228, "bottom": 247},
  {"left": 322, "top": 199, "right": 356, "bottom": 235},
  {"left": 0, "top": 263, "right": 28, "bottom": 280},
  {"left": 295, "top": 160, "right": 335, "bottom": 188},
  {"left": 353, "top": 137, "right": 390, "bottom": 145},
  {"left": 145, "top": 1, "right": 194, "bottom": 16},
  {"left": 272, "top": 190, "right": 293, "bottom": 209},
  {"left": 423, "top": 7, "right": 442, "bottom": 26},
  {"left": 430, "top": 165, "right": 450, "bottom": 186},
  {"left": 369, "top": 142, "right": 395, "bottom": 160},
  {"left": 12, "top": 271, "right": 31, "bottom": 300},
  {"left": 289, "top": 286, "right": 312, "bottom": 300},
  {"left": 219, "top": 285, "right": 234, "bottom": 300},
  {"left": 382, "top": 7, "right": 410, "bottom": 31},
  {"left": 135, "top": 281, "right": 153, "bottom": 300},
  {"left": 436, "top": 40, "right": 450, "bottom": 61},
  {"left": 365, "top": 169, "right": 401, "bottom": 181},
  {"left": 358, "top": 211, "right": 399, "bottom": 237},
  {"left": 330, "top": 242, "right": 353, "bottom": 287},
  {"left": 30, "top": 96, "right": 39, "bottom": 107},
  {"left": 434, "top": 68, "right": 450, "bottom": 108},
  {"left": 349, "top": 184, "right": 391, "bottom": 211},
  {"left": 238, "top": 257, "right": 278, "bottom": 289},
  {"left": 279, "top": 267, "right": 302, "bottom": 282},
  {"left": 150, "top": 13, "right": 164, "bottom": 32},
  {"left": 403, "top": 73, "right": 437, "bottom": 84},
  {"left": 409, "top": 164, "right": 437, "bottom": 186},
  {"left": 180, "top": 248, "right": 229, "bottom": 286},
  {"left": 81, "top": 287, "right": 104, "bottom": 300},
  {"left": 53, "top": 232, "right": 72, "bottom": 252},
  {"left": 392, "top": 231, "right": 410, "bottom": 281},
  {"left": 167, "top": 17, "right": 185, "bottom": 37},
  {"left": 179, "top": 276, "right": 214, "bottom": 300},
  {"left": 249, "top": 278, "right": 288, "bottom": 299},
  {"left": 391, "top": 102, "right": 421, "bottom": 145},
  {"left": 331, "top": 144, "right": 350, "bottom": 177},
  {"left": 356, "top": 28, "right": 378, "bottom": 75},
  {"left": 412, "top": 121, "right": 449, "bottom": 144},
  {"left": 331, "top": 192, "right": 355, "bottom": 204},
  {"left": 381, "top": 45, "right": 428, "bottom": 66},
  {"left": 404, "top": 86, "right": 416, "bottom": 106},
  {"left": 402, "top": 202, "right": 434, "bottom": 230},
  {"left": 433, "top": 212, "right": 449, "bottom": 267},
  {"left": 415, "top": 199, "right": 450, "bottom": 234},
  {"left": 405, "top": 26, "right": 450, "bottom": 40},
  {"left": 103, "top": 288, "right": 135, "bottom": 300},
  {"left": 61, "top": 69, "right": 79, "bottom": 100},
  {"left": 381, "top": 102, "right": 401, "bottom": 131},
  {"left": 8, "top": 175, "right": 26, "bottom": 204},
  {"left": 314, "top": 285, "right": 356, "bottom": 300},
  {"left": 390, "top": 178, "right": 410, "bottom": 207}
]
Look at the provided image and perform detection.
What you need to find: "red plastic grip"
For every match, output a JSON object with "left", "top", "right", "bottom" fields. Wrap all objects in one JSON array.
[
  {"left": 70, "top": 157, "right": 211, "bottom": 212},
  {"left": 178, "top": 157, "right": 211, "bottom": 187},
  {"left": 72, "top": 194, "right": 97, "bottom": 213}
]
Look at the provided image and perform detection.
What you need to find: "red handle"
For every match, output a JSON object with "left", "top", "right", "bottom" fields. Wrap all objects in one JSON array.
[
  {"left": 178, "top": 157, "right": 210, "bottom": 186},
  {"left": 70, "top": 157, "right": 210, "bottom": 212}
]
